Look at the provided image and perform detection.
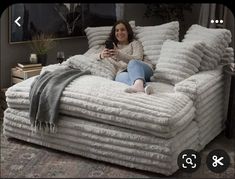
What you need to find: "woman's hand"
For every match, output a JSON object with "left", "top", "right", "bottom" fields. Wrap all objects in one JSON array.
[{"left": 100, "top": 48, "right": 111, "bottom": 59}]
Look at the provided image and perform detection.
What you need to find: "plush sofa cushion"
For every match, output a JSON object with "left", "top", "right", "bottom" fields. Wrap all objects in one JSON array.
[
  {"left": 135, "top": 21, "right": 179, "bottom": 65},
  {"left": 151, "top": 40, "right": 205, "bottom": 85},
  {"left": 63, "top": 54, "right": 117, "bottom": 80},
  {"left": 85, "top": 21, "right": 136, "bottom": 49},
  {"left": 183, "top": 24, "right": 232, "bottom": 71}
]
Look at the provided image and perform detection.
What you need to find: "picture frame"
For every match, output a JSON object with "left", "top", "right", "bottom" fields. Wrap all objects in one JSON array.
[{"left": 9, "top": 3, "right": 117, "bottom": 44}]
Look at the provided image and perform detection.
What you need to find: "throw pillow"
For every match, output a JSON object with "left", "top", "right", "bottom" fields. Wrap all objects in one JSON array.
[
  {"left": 135, "top": 21, "right": 179, "bottom": 65},
  {"left": 151, "top": 40, "right": 205, "bottom": 85},
  {"left": 183, "top": 24, "right": 232, "bottom": 71},
  {"left": 62, "top": 55, "right": 117, "bottom": 80}
]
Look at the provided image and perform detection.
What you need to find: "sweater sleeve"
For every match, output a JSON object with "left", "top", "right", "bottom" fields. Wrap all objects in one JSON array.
[{"left": 116, "top": 40, "right": 144, "bottom": 63}]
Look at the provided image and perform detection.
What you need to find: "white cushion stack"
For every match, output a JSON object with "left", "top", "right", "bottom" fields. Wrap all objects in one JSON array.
[
  {"left": 183, "top": 24, "right": 232, "bottom": 71},
  {"left": 151, "top": 40, "right": 205, "bottom": 85},
  {"left": 85, "top": 21, "right": 136, "bottom": 49},
  {"left": 135, "top": 21, "right": 179, "bottom": 65}
]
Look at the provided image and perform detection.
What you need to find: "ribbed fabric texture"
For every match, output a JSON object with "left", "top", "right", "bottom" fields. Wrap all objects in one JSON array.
[
  {"left": 174, "top": 67, "right": 225, "bottom": 149},
  {"left": 136, "top": 21, "right": 179, "bottom": 65},
  {"left": 183, "top": 24, "right": 232, "bottom": 71},
  {"left": 3, "top": 65, "right": 226, "bottom": 176},
  {"left": 62, "top": 55, "right": 117, "bottom": 80},
  {"left": 5, "top": 75, "right": 195, "bottom": 138},
  {"left": 3, "top": 108, "right": 199, "bottom": 176},
  {"left": 151, "top": 40, "right": 205, "bottom": 85}
]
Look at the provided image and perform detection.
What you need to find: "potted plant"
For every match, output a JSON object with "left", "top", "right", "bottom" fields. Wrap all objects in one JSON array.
[{"left": 30, "top": 33, "right": 56, "bottom": 66}]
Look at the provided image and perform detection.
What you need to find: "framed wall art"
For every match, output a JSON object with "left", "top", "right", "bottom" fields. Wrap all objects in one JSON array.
[{"left": 9, "top": 3, "right": 119, "bottom": 43}]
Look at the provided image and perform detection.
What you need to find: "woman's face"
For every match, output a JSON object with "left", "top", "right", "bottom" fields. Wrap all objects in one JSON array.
[{"left": 115, "top": 23, "right": 129, "bottom": 44}]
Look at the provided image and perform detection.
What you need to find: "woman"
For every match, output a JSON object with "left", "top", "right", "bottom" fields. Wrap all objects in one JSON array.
[{"left": 95, "top": 20, "right": 154, "bottom": 94}]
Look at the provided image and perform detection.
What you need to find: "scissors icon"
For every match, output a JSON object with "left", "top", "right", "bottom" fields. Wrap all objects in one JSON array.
[{"left": 212, "top": 155, "right": 224, "bottom": 167}]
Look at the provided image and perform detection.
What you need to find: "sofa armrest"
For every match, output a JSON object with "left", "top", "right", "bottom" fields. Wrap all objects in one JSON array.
[{"left": 174, "top": 66, "right": 223, "bottom": 101}]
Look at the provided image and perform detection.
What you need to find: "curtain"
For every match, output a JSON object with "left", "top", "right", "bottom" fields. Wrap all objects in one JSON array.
[{"left": 198, "top": 3, "right": 235, "bottom": 49}]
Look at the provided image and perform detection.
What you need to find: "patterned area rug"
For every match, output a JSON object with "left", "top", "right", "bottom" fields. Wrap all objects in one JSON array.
[{"left": 1, "top": 120, "right": 234, "bottom": 178}]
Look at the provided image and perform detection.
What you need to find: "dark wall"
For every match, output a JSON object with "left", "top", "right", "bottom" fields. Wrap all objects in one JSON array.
[
  {"left": 124, "top": 3, "right": 201, "bottom": 40},
  {"left": 0, "top": 3, "right": 201, "bottom": 88},
  {"left": 0, "top": 7, "right": 89, "bottom": 88},
  {"left": 0, "top": 17, "right": 1, "bottom": 88}
]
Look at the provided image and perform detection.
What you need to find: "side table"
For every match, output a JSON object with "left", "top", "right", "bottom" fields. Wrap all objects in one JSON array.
[
  {"left": 223, "top": 64, "right": 235, "bottom": 139},
  {"left": 11, "top": 67, "right": 41, "bottom": 85}
]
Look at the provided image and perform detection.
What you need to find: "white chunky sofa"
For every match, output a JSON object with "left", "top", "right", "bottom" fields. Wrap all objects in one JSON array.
[{"left": 3, "top": 21, "right": 234, "bottom": 176}]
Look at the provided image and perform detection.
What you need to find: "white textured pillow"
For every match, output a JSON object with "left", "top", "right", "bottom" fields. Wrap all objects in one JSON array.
[
  {"left": 151, "top": 40, "right": 205, "bottom": 85},
  {"left": 62, "top": 55, "right": 116, "bottom": 80},
  {"left": 183, "top": 24, "right": 232, "bottom": 71},
  {"left": 85, "top": 21, "right": 136, "bottom": 49},
  {"left": 135, "top": 21, "right": 179, "bottom": 65}
]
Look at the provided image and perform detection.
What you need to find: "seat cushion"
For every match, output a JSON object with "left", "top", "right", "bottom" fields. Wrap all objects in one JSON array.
[
  {"left": 147, "top": 81, "right": 174, "bottom": 94},
  {"left": 6, "top": 74, "right": 195, "bottom": 138}
]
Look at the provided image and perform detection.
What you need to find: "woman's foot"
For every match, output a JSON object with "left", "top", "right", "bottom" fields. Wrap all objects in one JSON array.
[
  {"left": 144, "top": 85, "right": 153, "bottom": 95},
  {"left": 124, "top": 87, "right": 144, "bottom": 93},
  {"left": 124, "top": 79, "right": 144, "bottom": 93},
  {"left": 124, "top": 87, "right": 136, "bottom": 93}
]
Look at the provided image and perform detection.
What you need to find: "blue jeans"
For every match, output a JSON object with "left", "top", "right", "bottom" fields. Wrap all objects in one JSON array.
[{"left": 115, "top": 59, "right": 153, "bottom": 86}]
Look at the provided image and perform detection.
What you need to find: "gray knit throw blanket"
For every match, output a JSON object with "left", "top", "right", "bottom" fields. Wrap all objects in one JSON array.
[{"left": 29, "top": 68, "right": 91, "bottom": 133}]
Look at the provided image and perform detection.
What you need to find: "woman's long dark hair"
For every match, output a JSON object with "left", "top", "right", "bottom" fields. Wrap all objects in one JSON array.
[{"left": 107, "top": 20, "right": 134, "bottom": 45}]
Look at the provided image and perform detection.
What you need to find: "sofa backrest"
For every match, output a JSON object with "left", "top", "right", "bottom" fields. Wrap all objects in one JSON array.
[
  {"left": 84, "top": 21, "right": 234, "bottom": 86},
  {"left": 135, "top": 21, "right": 179, "bottom": 65}
]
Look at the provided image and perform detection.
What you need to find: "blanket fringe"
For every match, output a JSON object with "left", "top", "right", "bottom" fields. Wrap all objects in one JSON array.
[{"left": 31, "top": 121, "right": 57, "bottom": 134}]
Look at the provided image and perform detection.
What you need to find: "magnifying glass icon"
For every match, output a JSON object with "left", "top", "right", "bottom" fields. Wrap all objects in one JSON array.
[{"left": 186, "top": 158, "right": 193, "bottom": 165}]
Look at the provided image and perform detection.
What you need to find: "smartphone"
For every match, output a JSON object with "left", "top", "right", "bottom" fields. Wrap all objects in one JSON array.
[{"left": 105, "top": 40, "right": 114, "bottom": 49}]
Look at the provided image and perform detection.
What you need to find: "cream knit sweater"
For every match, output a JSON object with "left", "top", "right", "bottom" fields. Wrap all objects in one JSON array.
[{"left": 91, "top": 40, "right": 154, "bottom": 73}]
